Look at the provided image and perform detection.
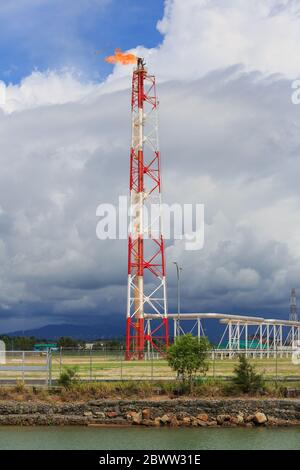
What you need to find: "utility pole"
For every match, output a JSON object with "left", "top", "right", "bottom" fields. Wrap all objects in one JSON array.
[
  {"left": 290, "top": 288, "right": 298, "bottom": 322},
  {"left": 173, "top": 262, "right": 183, "bottom": 336}
]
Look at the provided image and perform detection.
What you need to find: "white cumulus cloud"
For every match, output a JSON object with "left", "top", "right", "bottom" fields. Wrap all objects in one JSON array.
[{"left": 108, "top": 0, "right": 300, "bottom": 84}]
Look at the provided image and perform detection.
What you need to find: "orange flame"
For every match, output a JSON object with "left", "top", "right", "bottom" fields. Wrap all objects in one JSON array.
[{"left": 105, "top": 48, "right": 137, "bottom": 65}]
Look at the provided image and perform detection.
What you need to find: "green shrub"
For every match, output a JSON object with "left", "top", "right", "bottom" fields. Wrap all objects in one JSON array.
[
  {"left": 167, "top": 334, "right": 211, "bottom": 387},
  {"left": 15, "top": 380, "right": 25, "bottom": 393},
  {"left": 232, "top": 355, "right": 265, "bottom": 393},
  {"left": 57, "top": 366, "right": 79, "bottom": 388}
]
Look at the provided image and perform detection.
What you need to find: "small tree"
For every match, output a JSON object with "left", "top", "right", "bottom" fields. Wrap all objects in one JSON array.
[
  {"left": 167, "top": 334, "right": 211, "bottom": 387},
  {"left": 57, "top": 366, "right": 79, "bottom": 388},
  {"left": 233, "top": 355, "right": 264, "bottom": 393}
]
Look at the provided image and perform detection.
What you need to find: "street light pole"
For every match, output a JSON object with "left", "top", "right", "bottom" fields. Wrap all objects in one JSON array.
[{"left": 173, "top": 262, "right": 183, "bottom": 337}]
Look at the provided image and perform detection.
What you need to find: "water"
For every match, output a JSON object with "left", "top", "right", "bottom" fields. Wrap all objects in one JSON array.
[{"left": 0, "top": 426, "right": 299, "bottom": 450}]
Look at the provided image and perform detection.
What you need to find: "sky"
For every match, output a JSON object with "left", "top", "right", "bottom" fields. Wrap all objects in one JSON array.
[
  {"left": 0, "top": 0, "right": 300, "bottom": 332},
  {"left": 0, "top": 0, "right": 164, "bottom": 83}
]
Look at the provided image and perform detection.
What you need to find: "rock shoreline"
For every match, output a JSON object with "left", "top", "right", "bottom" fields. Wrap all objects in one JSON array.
[{"left": 0, "top": 399, "right": 299, "bottom": 427}]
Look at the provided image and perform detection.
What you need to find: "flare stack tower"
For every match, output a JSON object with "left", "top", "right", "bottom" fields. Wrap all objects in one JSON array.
[{"left": 125, "top": 58, "right": 168, "bottom": 359}]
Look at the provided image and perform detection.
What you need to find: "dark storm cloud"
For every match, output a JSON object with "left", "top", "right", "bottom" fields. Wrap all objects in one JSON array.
[{"left": 0, "top": 67, "right": 299, "bottom": 332}]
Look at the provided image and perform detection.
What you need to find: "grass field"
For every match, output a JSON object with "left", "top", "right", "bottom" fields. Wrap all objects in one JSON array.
[
  {"left": 51, "top": 353, "right": 300, "bottom": 381},
  {"left": 0, "top": 351, "right": 299, "bottom": 383}
]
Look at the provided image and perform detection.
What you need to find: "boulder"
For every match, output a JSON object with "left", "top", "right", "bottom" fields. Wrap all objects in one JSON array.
[
  {"left": 106, "top": 411, "right": 118, "bottom": 418},
  {"left": 142, "top": 408, "right": 151, "bottom": 420},
  {"left": 207, "top": 420, "right": 218, "bottom": 427},
  {"left": 216, "top": 414, "right": 231, "bottom": 425},
  {"left": 160, "top": 414, "right": 171, "bottom": 425},
  {"left": 83, "top": 411, "right": 93, "bottom": 417},
  {"left": 182, "top": 416, "right": 191, "bottom": 426},
  {"left": 197, "top": 413, "right": 209, "bottom": 422},
  {"left": 132, "top": 412, "right": 143, "bottom": 425},
  {"left": 126, "top": 411, "right": 139, "bottom": 422},
  {"left": 230, "top": 414, "right": 244, "bottom": 425},
  {"left": 229, "top": 416, "right": 239, "bottom": 425},
  {"left": 253, "top": 412, "right": 267, "bottom": 425},
  {"left": 245, "top": 414, "right": 255, "bottom": 423},
  {"left": 169, "top": 416, "right": 179, "bottom": 427},
  {"left": 197, "top": 419, "right": 208, "bottom": 427}
]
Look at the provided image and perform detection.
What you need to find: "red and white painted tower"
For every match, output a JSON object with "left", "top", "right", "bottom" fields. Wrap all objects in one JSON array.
[{"left": 126, "top": 58, "right": 168, "bottom": 359}]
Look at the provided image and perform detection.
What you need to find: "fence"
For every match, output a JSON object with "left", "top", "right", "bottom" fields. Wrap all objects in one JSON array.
[
  {"left": 0, "top": 348, "right": 299, "bottom": 386},
  {"left": 0, "top": 351, "right": 50, "bottom": 385}
]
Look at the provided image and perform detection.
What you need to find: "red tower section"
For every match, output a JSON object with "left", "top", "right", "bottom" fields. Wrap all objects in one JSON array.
[{"left": 126, "top": 59, "right": 168, "bottom": 360}]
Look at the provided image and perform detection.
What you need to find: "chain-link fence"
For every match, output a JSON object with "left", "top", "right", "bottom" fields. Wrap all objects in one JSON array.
[
  {"left": 0, "top": 348, "right": 299, "bottom": 385},
  {"left": 0, "top": 351, "right": 50, "bottom": 385}
]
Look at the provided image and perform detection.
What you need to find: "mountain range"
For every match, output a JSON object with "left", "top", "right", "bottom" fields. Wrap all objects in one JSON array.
[{"left": 5, "top": 315, "right": 125, "bottom": 340}]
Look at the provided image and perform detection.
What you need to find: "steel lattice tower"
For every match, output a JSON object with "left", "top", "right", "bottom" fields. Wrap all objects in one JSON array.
[
  {"left": 290, "top": 288, "right": 298, "bottom": 322},
  {"left": 125, "top": 58, "right": 168, "bottom": 360}
]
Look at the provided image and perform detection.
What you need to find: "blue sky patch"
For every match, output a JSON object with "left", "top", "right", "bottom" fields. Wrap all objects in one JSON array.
[{"left": 0, "top": 0, "right": 164, "bottom": 84}]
